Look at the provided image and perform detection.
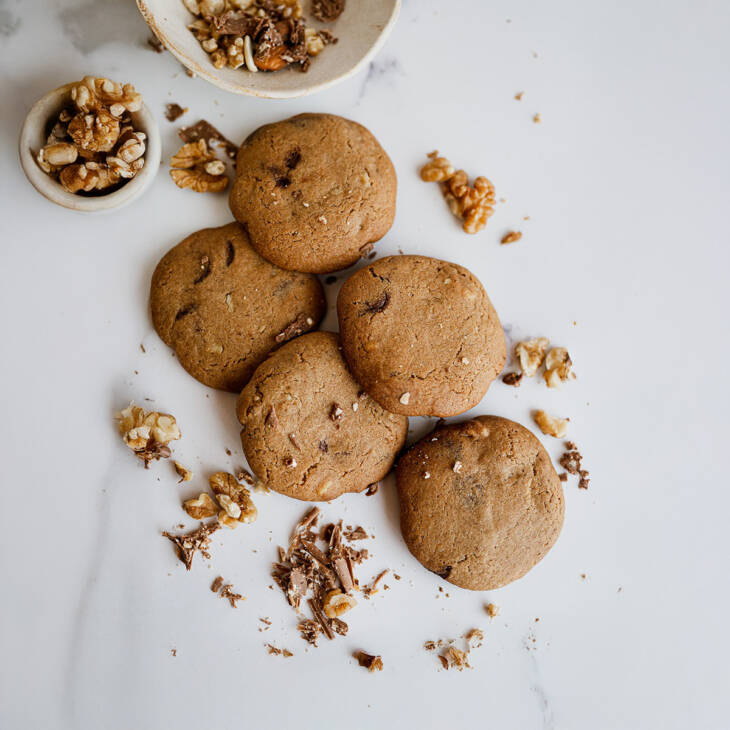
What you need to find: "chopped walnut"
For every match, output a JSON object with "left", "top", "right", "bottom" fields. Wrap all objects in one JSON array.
[
  {"left": 220, "top": 583, "right": 244, "bottom": 607},
  {"left": 515, "top": 337, "right": 550, "bottom": 377},
  {"left": 170, "top": 139, "right": 229, "bottom": 193},
  {"left": 323, "top": 589, "right": 357, "bottom": 618},
  {"left": 544, "top": 347, "right": 576, "bottom": 388},
  {"left": 209, "top": 471, "right": 257, "bottom": 527},
  {"left": 68, "top": 110, "right": 120, "bottom": 153},
  {"left": 70, "top": 76, "right": 142, "bottom": 117},
  {"left": 500, "top": 231, "right": 522, "bottom": 244},
  {"left": 354, "top": 651, "right": 383, "bottom": 672},
  {"left": 174, "top": 461, "right": 193, "bottom": 482},
  {"left": 421, "top": 151, "right": 496, "bottom": 234},
  {"left": 183, "top": 493, "right": 218, "bottom": 520},
  {"left": 116, "top": 403, "right": 181, "bottom": 467},
  {"left": 440, "top": 646, "right": 470, "bottom": 671},
  {"left": 534, "top": 409, "right": 569, "bottom": 438}
]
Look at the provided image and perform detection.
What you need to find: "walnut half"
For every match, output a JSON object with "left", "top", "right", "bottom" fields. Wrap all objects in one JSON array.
[
  {"left": 209, "top": 471, "right": 257, "bottom": 527},
  {"left": 116, "top": 403, "right": 181, "bottom": 467},
  {"left": 170, "top": 139, "right": 229, "bottom": 193}
]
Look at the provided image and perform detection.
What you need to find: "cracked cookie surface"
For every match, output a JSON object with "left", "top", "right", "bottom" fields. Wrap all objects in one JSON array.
[
  {"left": 229, "top": 113, "right": 397, "bottom": 274},
  {"left": 150, "top": 222, "right": 325, "bottom": 392},
  {"left": 396, "top": 416, "right": 564, "bottom": 591},
  {"left": 337, "top": 255, "right": 506, "bottom": 417},
  {"left": 236, "top": 331, "right": 408, "bottom": 501}
]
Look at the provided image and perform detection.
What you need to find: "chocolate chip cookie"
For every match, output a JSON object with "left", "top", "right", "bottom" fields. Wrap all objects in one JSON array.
[
  {"left": 396, "top": 416, "right": 565, "bottom": 591},
  {"left": 337, "top": 256, "right": 506, "bottom": 417},
  {"left": 150, "top": 222, "right": 325, "bottom": 392},
  {"left": 236, "top": 332, "right": 408, "bottom": 501},
  {"left": 229, "top": 113, "right": 397, "bottom": 274}
]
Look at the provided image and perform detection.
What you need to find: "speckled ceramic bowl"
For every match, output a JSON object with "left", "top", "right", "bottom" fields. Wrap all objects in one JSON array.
[
  {"left": 136, "top": 0, "right": 400, "bottom": 98},
  {"left": 18, "top": 82, "right": 161, "bottom": 213}
]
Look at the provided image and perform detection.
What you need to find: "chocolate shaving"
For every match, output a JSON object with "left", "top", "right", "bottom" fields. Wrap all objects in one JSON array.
[
  {"left": 211, "top": 11, "right": 263, "bottom": 37},
  {"left": 135, "top": 437, "right": 172, "bottom": 468},
  {"left": 354, "top": 651, "right": 383, "bottom": 672},
  {"left": 344, "top": 526, "right": 368, "bottom": 541},
  {"left": 162, "top": 521, "right": 220, "bottom": 570},
  {"left": 164, "top": 103, "right": 188, "bottom": 122},
  {"left": 361, "top": 291, "right": 390, "bottom": 315},
  {"left": 502, "top": 371, "right": 523, "bottom": 386},
  {"left": 211, "top": 576, "right": 224, "bottom": 592},
  {"left": 178, "top": 119, "right": 238, "bottom": 160},
  {"left": 275, "top": 312, "right": 313, "bottom": 343},
  {"left": 220, "top": 584, "right": 243, "bottom": 607},
  {"left": 308, "top": 597, "right": 335, "bottom": 640},
  {"left": 312, "top": 0, "right": 345, "bottom": 22},
  {"left": 363, "top": 569, "right": 388, "bottom": 598},
  {"left": 297, "top": 619, "right": 321, "bottom": 646},
  {"left": 266, "top": 644, "right": 293, "bottom": 657},
  {"left": 265, "top": 405, "right": 279, "bottom": 429}
]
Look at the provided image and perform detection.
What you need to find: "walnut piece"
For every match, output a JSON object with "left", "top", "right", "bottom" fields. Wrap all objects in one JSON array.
[
  {"left": 183, "top": 493, "right": 218, "bottom": 519},
  {"left": 486, "top": 602, "right": 500, "bottom": 618},
  {"left": 59, "top": 162, "right": 120, "bottom": 193},
  {"left": 515, "top": 337, "right": 550, "bottom": 377},
  {"left": 170, "top": 139, "right": 229, "bottom": 193},
  {"left": 323, "top": 589, "right": 357, "bottom": 618},
  {"left": 534, "top": 410, "right": 569, "bottom": 439},
  {"left": 174, "top": 461, "right": 193, "bottom": 482},
  {"left": 420, "top": 151, "right": 496, "bottom": 234},
  {"left": 70, "top": 76, "right": 142, "bottom": 117},
  {"left": 544, "top": 347, "right": 576, "bottom": 388},
  {"left": 68, "top": 110, "right": 120, "bottom": 153},
  {"left": 209, "top": 471, "right": 257, "bottom": 527},
  {"left": 116, "top": 403, "right": 181, "bottom": 467}
]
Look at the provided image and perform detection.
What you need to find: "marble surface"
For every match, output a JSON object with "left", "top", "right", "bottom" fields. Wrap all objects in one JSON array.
[{"left": 1, "top": 1, "right": 729, "bottom": 728}]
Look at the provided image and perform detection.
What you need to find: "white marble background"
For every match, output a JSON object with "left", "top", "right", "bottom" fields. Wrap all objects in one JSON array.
[{"left": 1, "top": 1, "right": 729, "bottom": 728}]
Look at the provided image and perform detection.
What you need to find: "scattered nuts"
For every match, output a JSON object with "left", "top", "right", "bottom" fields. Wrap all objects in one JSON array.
[
  {"left": 183, "top": 493, "right": 218, "bottom": 520},
  {"left": 174, "top": 461, "right": 193, "bottom": 482},
  {"left": 323, "top": 589, "right": 357, "bottom": 618},
  {"left": 515, "top": 337, "right": 550, "bottom": 377},
  {"left": 544, "top": 347, "right": 576, "bottom": 388},
  {"left": 170, "top": 139, "right": 229, "bottom": 193},
  {"left": 209, "top": 471, "right": 257, "bottom": 526},
  {"left": 500, "top": 231, "right": 522, "bottom": 245},
  {"left": 534, "top": 410, "right": 569, "bottom": 438},
  {"left": 116, "top": 403, "right": 180, "bottom": 467}
]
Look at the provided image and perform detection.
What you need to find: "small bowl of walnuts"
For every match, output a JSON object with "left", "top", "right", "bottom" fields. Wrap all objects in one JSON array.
[
  {"left": 137, "top": 0, "right": 400, "bottom": 98},
  {"left": 19, "top": 76, "right": 161, "bottom": 213}
]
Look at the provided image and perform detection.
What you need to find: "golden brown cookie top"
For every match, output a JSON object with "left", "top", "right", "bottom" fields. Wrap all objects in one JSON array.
[
  {"left": 236, "top": 332, "right": 408, "bottom": 501},
  {"left": 396, "top": 416, "right": 564, "bottom": 591},
  {"left": 229, "top": 113, "right": 397, "bottom": 274},
  {"left": 337, "top": 256, "right": 506, "bottom": 417},
  {"left": 150, "top": 222, "right": 325, "bottom": 392}
]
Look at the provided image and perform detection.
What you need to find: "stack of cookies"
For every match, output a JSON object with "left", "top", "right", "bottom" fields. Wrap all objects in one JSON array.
[{"left": 150, "top": 112, "right": 564, "bottom": 592}]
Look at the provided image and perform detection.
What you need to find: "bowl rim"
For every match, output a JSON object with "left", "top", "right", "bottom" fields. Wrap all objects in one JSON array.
[
  {"left": 18, "top": 82, "right": 162, "bottom": 213},
  {"left": 136, "top": 0, "right": 401, "bottom": 99}
]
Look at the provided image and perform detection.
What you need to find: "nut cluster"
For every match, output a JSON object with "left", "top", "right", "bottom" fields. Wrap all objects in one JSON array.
[
  {"left": 170, "top": 139, "right": 229, "bottom": 193},
  {"left": 420, "top": 150, "right": 496, "bottom": 234},
  {"left": 183, "top": 0, "right": 335, "bottom": 74},
  {"left": 511, "top": 337, "right": 576, "bottom": 387},
  {"left": 116, "top": 403, "right": 181, "bottom": 467},
  {"left": 36, "top": 76, "right": 146, "bottom": 194},
  {"left": 182, "top": 471, "right": 258, "bottom": 528}
]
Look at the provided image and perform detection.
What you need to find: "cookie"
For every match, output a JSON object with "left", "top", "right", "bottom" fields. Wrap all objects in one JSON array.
[
  {"left": 236, "top": 332, "right": 408, "bottom": 501},
  {"left": 229, "top": 113, "right": 397, "bottom": 274},
  {"left": 150, "top": 222, "right": 325, "bottom": 392},
  {"left": 396, "top": 416, "right": 564, "bottom": 591},
  {"left": 337, "top": 256, "right": 506, "bottom": 417}
]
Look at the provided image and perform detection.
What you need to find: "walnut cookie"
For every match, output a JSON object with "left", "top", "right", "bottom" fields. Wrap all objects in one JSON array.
[
  {"left": 396, "top": 416, "right": 565, "bottom": 591},
  {"left": 229, "top": 113, "right": 396, "bottom": 274},
  {"left": 150, "top": 222, "right": 325, "bottom": 392},
  {"left": 337, "top": 256, "right": 506, "bottom": 417},
  {"left": 236, "top": 332, "right": 408, "bottom": 501}
]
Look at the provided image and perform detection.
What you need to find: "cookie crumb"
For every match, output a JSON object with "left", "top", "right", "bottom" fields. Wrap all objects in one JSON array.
[
  {"left": 164, "top": 103, "right": 188, "bottom": 122},
  {"left": 485, "top": 602, "right": 500, "bottom": 618},
  {"left": 500, "top": 231, "right": 522, "bottom": 245},
  {"left": 354, "top": 651, "right": 383, "bottom": 672},
  {"left": 514, "top": 91, "right": 524, "bottom": 100},
  {"left": 533, "top": 113, "right": 542, "bottom": 123}
]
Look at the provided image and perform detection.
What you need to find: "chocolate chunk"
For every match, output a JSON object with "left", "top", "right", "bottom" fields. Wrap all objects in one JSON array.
[
  {"left": 275, "top": 312, "right": 314, "bottom": 343},
  {"left": 354, "top": 651, "right": 383, "bottom": 672},
  {"left": 164, "top": 103, "right": 188, "bottom": 122},
  {"left": 361, "top": 291, "right": 390, "bottom": 315},
  {"left": 502, "top": 371, "right": 523, "bottom": 386}
]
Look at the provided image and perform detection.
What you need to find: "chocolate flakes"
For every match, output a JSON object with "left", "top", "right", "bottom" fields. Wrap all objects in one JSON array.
[
  {"left": 275, "top": 312, "right": 314, "bottom": 343},
  {"left": 502, "top": 371, "right": 523, "bottom": 386},
  {"left": 272, "top": 508, "right": 376, "bottom": 648},
  {"left": 361, "top": 291, "right": 390, "bottom": 315},
  {"left": 162, "top": 521, "right": 220, "bottom": 570},
  {"left": 312, "top": 0, "right": 345, "bottom": 22},
  {"left": 178, "top": 120, "right": 238, "bottom": 160},
  {"left": 354, "top": 651, "right": 383, "bottom": 672}
]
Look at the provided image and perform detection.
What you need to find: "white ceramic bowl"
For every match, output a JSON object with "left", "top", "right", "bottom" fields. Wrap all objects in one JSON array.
[
  {"left": 137, "top": 0, "right": 400, "bottom": 98},
  {"left": 18, "top": 82, "right": 161, "bottom": 213}
]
